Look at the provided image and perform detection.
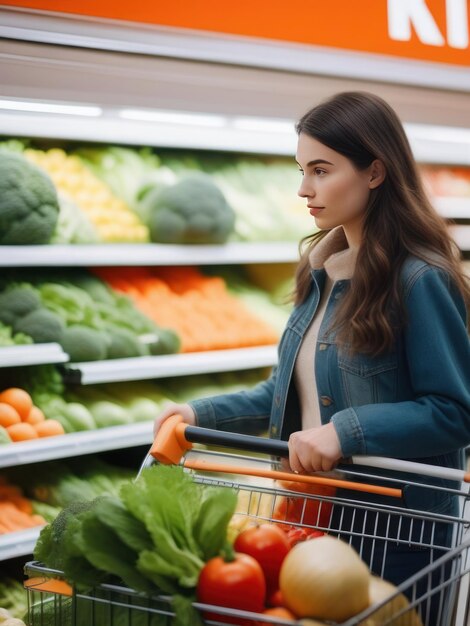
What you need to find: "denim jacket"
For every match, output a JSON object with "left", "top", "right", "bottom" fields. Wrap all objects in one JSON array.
[{"left": 191, "top": 245, "right": 470, "bottom": 513}]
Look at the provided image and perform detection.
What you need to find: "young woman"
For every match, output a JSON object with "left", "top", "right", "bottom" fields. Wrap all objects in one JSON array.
[{"left": 154, "top": 92, "right": 470, "bottom": 611}]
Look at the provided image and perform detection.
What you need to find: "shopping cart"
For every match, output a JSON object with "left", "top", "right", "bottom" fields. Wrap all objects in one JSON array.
[{"left": 25, "top": 415, "right": 470, "bottom": 626}]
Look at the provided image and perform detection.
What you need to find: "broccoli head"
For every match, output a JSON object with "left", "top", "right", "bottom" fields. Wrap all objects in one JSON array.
[
  {"left": 0, "top": 286, "right": 41, "bottom": 326},
  {"left": 14, "top": 308, "right": 65, "bottom": 343},
  {"left": 34, "top": 500, "right": 95, "bottom": 570},
  {"left": 60, "top": 325, "right": 108, "bottom": 362},
  {"left": 0, "top": 152, "right": 60, "bottom": 244},
  {"left": 105, "top": 327, "right": 147, "bottom": 359},
  {"left": 147, "top": 327, "right": 181, "bottom": 355},
  {"left": 143, "top": 174, "right": 236, "bottom": 244}
]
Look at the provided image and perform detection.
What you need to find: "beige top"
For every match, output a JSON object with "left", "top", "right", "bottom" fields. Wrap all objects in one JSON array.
[{"left": 294, "top": 227, "right": 358, "bottom": 431}]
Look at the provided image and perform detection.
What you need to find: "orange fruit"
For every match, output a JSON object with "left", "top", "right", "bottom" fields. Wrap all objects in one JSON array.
[
  {"left": 257, "top": 607, "right": 297, "bottom": 625},
  {"left": 34, "top": 420, "right": 65, "bottom": 438},
  {"left": 0, "top": 388, "right": 33, "bottom": 420},
  {"left": 7, "top": 422, "right": 39, "bottom": 441},
  {"left": 25, "top": 406, "right": 46, "bottom": 425},
  {"left": 0, "top": 403, "right": 21, "bottom": 428}
]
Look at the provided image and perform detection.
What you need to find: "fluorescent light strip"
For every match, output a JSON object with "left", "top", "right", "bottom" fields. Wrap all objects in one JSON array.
[
  {"left": 231, "top": 117, "right": 295, "bottom": 134},
  {"left": 119, "top": 112, "right": 470, "bottom": 145},
  {"left": 0, "top": 99, "right": 469, "bottom": 150},
  {"left": 0, "top": 99, "right": 102, "bottom": 117},
  {"left": 120, "top": 108, "right": 296, "bottom": 134},
  {"left": 119, "top": 108, "right": 227, "bottom": 127}
]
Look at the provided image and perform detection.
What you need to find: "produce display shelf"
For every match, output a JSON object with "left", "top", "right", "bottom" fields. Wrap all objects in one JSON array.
[
  {"left": 434, "top": 197, "right": 470, "bottom": 219},
  {"left": 0, "top": 527, "right": 43, "bottom": 561},
  {"left": 0, "top": 343, "right": 69, "bottom": 368},
  {"left": 0, "top": 111, "right": 298, "bottom": 156},
  {"left": 63, "top": 345, "right": 278, "bottom": 385},
  {"left": 1, "top": 107, "right": 470, "bottom": 164},
  {"left": 0, "top": 242, "right": 299, "bottom": 267},
  {"left": 0, "top": 421, "right": 154, "bottom": 469},
  {"left": 450, "top": 225, "right": 470, "bottom": 250}
]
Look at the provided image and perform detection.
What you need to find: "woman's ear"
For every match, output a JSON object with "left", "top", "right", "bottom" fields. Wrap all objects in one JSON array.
[{"left": 368, "top": 160, "right": 386, "bottom": 189}]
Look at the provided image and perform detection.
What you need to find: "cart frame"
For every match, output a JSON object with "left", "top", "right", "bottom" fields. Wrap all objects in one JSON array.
[{"left": 24, "top": 444, "right": 470, "bottom": 626}]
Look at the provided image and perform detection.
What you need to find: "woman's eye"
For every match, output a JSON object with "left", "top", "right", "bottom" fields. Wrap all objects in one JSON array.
[
  {"left": 298, "top": 168, "right": 304, "bottom": 175},
  {"left": 314, "top": 168, "right": 326, "bottom": 176}
]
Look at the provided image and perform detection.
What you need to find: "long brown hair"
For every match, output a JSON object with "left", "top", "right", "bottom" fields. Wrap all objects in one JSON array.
[{"left": 294, "top": 91, "right": 470, "bottom": 356}]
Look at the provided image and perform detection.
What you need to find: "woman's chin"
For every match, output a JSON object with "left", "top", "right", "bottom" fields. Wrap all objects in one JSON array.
[{"left": 314, "top": 214, "right": 334, "bottom": 229}]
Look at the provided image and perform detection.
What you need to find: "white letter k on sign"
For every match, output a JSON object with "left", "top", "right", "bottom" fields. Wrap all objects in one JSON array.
[{"left": 388, "top": 0, "right": 445, "bottom": 46}]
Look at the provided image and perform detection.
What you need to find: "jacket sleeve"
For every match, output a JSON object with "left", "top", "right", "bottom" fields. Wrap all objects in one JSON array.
[
  {"left": 332, "top": 267, "right": 470, "bottom": 458},
  {"left": 189, "top": 368, "right": 276, "bottom": 435}
]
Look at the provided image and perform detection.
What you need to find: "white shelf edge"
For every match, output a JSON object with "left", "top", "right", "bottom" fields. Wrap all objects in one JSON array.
[
  {"left": 409, "top": 137, "right": 470, "bottom": 166},
  {"left": 0, "top": 242, "right": 299, "bottom": 267},
  {"left": 0, "top": 421, "right": 154, "bottom": 469},
  {"left": 0, "top": 112, "right": 297, "bottom": 156},
  {"left": 0, "top": 215, "right": 466, "bottom": 268},
  {"left": 65, "top": 345, "right": 278, "bottom": 385},
  {"left": 0, "top": 526, "right": 43, "bottom": 561},
  {"left": 0, "top": 343, "right": 69, "bottom": 367},
  {"left": 1, "top": 111, "right": 470, "bottom": 164},
  {"left": 450, "top": 225, "right": 470, "bottom": 250},
  {"left": 433, "top": 197, "right": 470, "bottom": 219}
]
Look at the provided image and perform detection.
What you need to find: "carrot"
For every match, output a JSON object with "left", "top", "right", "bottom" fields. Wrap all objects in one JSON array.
[
  {"left": 9, "top": 496, "right": 33, "bottom": 515},
  {"left": 97, "top": 265, "right": 279, "bottom": 353},
  {"left": 0, "top": 509, "right": 46, "bottom": 532},
  {"left": 6, "top": 422, "right": 38, "bottom": 441},
  {"left": 0, "top": 519, "right": 22, "bottom": 533},
  {"left": 0, "top": 502, "right": 44, "bottom": 523},
  {"left": 0, "top": 517, "right": 25, "bottom": 532},
  {"left": 0, "top": 388, "right": 33, "bottom": 420},
  {"left": 0, "top": 503, "right": 37, "bottom": 532},
  {"left": 0, "top": 477, "right": 35, "bottom": 515},
  {"left": 34, "top": 420, "right": 65, "bottom": 438}
]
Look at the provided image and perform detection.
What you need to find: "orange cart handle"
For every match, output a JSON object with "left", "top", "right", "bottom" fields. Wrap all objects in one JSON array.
[
  {"left": 150, "top": 414, "right": 289, "bottom": 465},
  {"left": 150, "top": 415, "right": 470, "bottom": 490},
  {"left": 182, "top": 458, "right": 403, "bottom": 499},
  {"left": 150, "top": 415, "right": 402, "bottom": 498}
]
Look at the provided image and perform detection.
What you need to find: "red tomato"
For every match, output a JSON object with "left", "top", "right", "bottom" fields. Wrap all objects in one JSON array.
[
  {"left": 273, "top": 480, "right": 335, "bottom": 529},
  {"left": 267, "top": 589, "right": 285, "bottom": 608},
  {"left": 234, "top": 524, "right": 290, "bottom": 596},
  {"left": 284, "top": 526, "right": 324, "bottom": 548},
  {"left": 257, "top": 607, "right": 297, "bottom": 625},
  {"left": 197, "top": 552, "right": 266, "bottom": 625}
]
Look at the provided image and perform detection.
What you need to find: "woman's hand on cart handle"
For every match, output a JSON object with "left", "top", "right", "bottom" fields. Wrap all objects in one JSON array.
[
  {"left": 288, "top": 423, "right": 343, "bottom": 473},
  {"left": 153, "top": 403, "right": 196, "bottom": 438}
]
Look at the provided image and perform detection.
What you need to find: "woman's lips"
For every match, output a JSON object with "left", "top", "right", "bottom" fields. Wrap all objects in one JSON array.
[{"left": 308, "top": 206, "right": 325, "bottom": 216}]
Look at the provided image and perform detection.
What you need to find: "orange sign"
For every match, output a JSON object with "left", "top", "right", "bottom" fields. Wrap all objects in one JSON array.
[{"left": 2, "top": 0, "right": 470, "bottom": 67}]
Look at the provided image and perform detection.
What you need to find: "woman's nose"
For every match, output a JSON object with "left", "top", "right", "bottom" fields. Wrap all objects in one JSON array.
[{"left": 298, "top": 179, "right": 314, "bottom": 199}]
